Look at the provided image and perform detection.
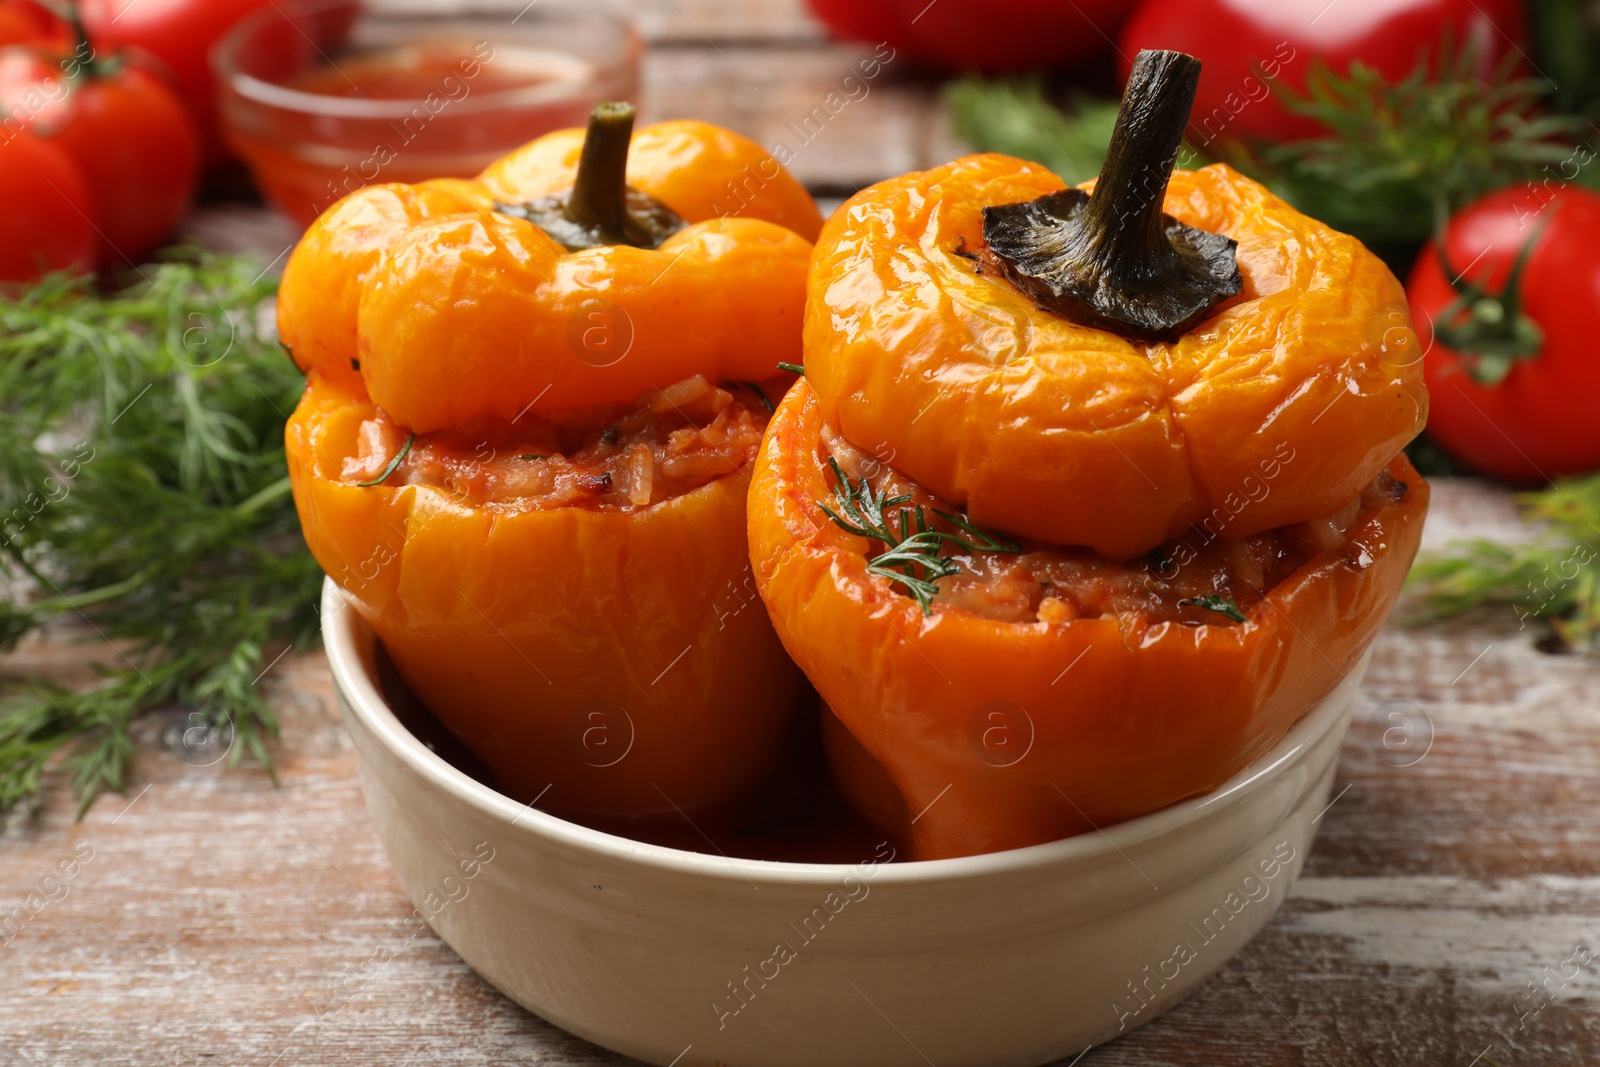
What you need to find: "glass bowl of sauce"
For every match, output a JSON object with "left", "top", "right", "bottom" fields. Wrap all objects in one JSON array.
[{"left": 213, "top": 0, "right": 641, "bottom": 226}]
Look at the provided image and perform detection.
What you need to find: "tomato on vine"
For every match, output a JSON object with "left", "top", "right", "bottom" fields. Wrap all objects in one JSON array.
[
  {"left": 78, "top": 0, "right": 288, "bottom": 167},
  {"left": 0, "top": 18, "right": 199, "bottom": 269},
  {"left": 1409, "top": 185, "right": 1600, "bottom": 482}
]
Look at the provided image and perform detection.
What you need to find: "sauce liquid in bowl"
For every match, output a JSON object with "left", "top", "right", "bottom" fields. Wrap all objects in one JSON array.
[
  {"left": 285, "top": 44, "right": 571, "bottom": 100},
  {"left": 216, "top": 3, "right": 640, "bottom": 226}
]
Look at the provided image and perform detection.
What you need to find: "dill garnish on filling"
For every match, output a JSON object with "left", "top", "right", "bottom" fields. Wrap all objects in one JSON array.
[{"left": 817, "top": 456, "right": 1020, "bottom": 615}]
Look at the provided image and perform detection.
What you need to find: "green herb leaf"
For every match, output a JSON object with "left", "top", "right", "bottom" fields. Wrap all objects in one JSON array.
[
  {"left": 1178, "top": 594, "right": 1250, "bottom": 624},
  {"left": 776, "top": 362, "right": 804, "bottom": 376}
]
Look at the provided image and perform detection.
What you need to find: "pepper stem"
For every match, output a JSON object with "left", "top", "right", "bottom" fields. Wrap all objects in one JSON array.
[
  {"left": 492, "top": 101, "right": 686, "bottom": 252},
  {"left": 982, "top": 49, "right": 1242, "bottom": 342},
  {"left": 1082, "top": 51, "right": 1198, "bottom": 273},
  {"left": 565, "top": 101, "right": 637, "bottom": 245}
]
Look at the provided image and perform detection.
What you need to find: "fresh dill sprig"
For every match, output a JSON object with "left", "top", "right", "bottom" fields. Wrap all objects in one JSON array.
[
  {"left": 1251, "top": 46, "right": 1591, "bottom": 257},
  {"left": 0, "top": 252, "right": 322, "bottom": 816},
  {"left": 1408, "top": 474, "right": 1600, "bottom": 649},
  {"left": 356, "top": 433, "right": 413, "bottom": 487},
  {"left": 729, "top": 380, "right": 776, "bottom": 415},
  {"left": 817, "top": 456, "right": 1019, "bottom": 615},
  {"left": 947, "top": 78, "right": 1126, "bottom": 185}
]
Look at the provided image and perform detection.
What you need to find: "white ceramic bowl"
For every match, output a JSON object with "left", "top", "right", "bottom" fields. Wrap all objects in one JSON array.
[{"left": 322, "top": 579, "right": 1365, "bottom": 1067}]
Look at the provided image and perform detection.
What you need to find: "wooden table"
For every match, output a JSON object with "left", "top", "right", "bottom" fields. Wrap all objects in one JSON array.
[{"left": 5, "top": 2, "right": 1598, "bottom": 1064}]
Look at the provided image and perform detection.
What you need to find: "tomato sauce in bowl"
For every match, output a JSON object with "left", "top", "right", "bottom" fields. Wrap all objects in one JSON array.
[{"left": 214, "top": 0, "right": 640, "bottom": 226}]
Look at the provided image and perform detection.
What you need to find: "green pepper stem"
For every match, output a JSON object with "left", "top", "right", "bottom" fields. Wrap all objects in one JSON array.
[
  {"left": 564, "top": 101, "right": 637, "bottom": 245},
  {"left": 491, "top": 101, "right": 686, "bottom": 252}
]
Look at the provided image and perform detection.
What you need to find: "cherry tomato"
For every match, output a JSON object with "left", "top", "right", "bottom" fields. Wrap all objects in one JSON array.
[
  {"left": 78, "top": 0, "right": 299, "bottom": 167},
  {"left": 0, "top": 1, "right": 66, "bottom": 48},
  {"left": 805, "top": 0, "right": 1140, "bottom": 74},
  {"left": 0, "top": 42, "right": 199, "bottom": 267},
  {"left": 1409, "top": 185, "right": 1600, "bottom": 482},
  {"left": 0, "top": 125, "right": 96, "bottom": 283},
  {"left": 1119, "top": 0, "right": 1527, "bottom": 145}
]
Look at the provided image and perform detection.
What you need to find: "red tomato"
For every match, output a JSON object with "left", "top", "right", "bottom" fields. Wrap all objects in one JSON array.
[
  {"left": 1119, "top": 0, "right": 1527, "bottom": 145},
  {"left": 0, "top": 126, "right": 96, "bottom": 283},
  {"left": 0, "top": 0, "right": 65, "bottom": 48},
  {"left": 1409, "top": 185, "right": 1600, "bottom": 482},
  {"left": 0, "top": 43, "right": 199, "bottom": 267},
  {"left": 78, "top": 0, "right": 300, "bottom": 167},
  {"left": 806, "top": 0, "right": 1139, "bottom": 74}
]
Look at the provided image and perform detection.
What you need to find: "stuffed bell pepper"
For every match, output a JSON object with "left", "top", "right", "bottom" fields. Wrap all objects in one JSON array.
[
  {"left": 283, "top": 103, "right": 822, "bottom": 820},
  {"left": 748, "top": 52, "right": 1430, "bottom": 860}
]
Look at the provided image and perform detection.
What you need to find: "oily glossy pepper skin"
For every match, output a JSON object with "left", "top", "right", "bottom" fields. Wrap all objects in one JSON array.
[
  {"left": 290, "top": 380, "right": 803, "bottom": 817},
  {"left": 281, "top": 119, "right": 819, "bottom": 818},
  {"left": 805, "top": 153, "right": 1427, "bottom": 560},
  {"left": 277, "top": 179, "right": 483, "bottom": 394},
  {"left": 748, "top": 382, "right": 1430, "bottom": 860},
  {"left": 278, "top": 119, "right": 822, "bottom": 425}
]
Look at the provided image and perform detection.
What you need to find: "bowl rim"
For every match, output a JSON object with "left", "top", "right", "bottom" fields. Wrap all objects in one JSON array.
[
  {"left": 322, "top": 578, "right": 1358, "bottom": 887},
  {"left": 211, "top": 0, "right": 643, "bottom": 121}
]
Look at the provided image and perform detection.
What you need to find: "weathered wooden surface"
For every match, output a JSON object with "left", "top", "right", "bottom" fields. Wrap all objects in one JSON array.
[
  {"left": 7, "top": 0, "right": 1600, "bottom": 1063},
  {"left": 5, "top": 489, "right": 1595, "bottom": 1064}
]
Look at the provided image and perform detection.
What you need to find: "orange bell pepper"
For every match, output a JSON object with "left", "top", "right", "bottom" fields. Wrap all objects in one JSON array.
[
  {"left": 279, "top": 113, "right": 821, "bottom": 421},
  {"left": 803, "top": 72, "right": 1425, "bottom": 561},
  {"left": 282, "top": 104, "right": 819, "bottom": 819},
  {"left": 749, "top": 382, "right": 1428, "bottom": 859},
  {"left": 747, "top": 51, "right": 1431, "bottom": 859}
]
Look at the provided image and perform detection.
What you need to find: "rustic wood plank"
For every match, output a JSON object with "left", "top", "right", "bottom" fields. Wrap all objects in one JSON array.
[
  {"left": 4, "top": 480, "right": 1599, "bottom": 1065},
  {"left": 376, "top": 0, "right": 825, "bottom": 46},
  {"left": 641, "top": 43, "right": 967, "bottom": 193},
  {"left": 628, "top": 0, "right": 822, "bottom": 46}
]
